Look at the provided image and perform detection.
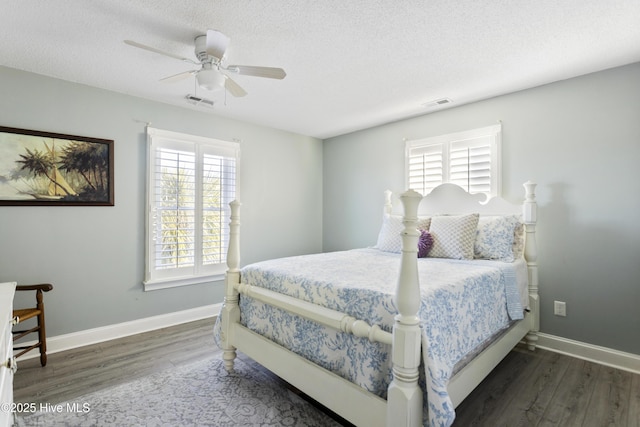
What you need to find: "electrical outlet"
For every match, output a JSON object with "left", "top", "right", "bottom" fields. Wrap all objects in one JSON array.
[{"left": 554, "top": 301, "right": 567, "bottom": 317}]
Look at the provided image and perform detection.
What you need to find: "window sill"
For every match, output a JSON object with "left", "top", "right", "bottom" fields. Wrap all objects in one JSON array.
[{"left": 143, "top": 273, "right": 225, "bottom": 291}]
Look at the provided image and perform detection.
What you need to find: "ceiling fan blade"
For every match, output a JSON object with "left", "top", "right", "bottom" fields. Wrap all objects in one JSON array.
[
  {"left": 160, "top": 70, "right": 196, "bottom": 83},
  {"left": 205, "top": 29, "right": 230, "bottom": 60},
  {"left": 224, "top": 76, "right": 247, "bottom": 97},
  {"left": 124, "top": 40, "right": 197, "bottom": 64},
  {"left": 225, "top": 65, "right": 286, "bottom": 79}
]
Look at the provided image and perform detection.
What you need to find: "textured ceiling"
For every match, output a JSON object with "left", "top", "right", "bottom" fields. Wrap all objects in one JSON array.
[{"left": 1, "top": 0, "right": 639, "bottom": 139}]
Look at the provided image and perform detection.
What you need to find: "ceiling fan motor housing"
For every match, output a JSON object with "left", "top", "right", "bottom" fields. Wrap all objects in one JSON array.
[{"left": 194, "top": 35, "right": 214, "bottom": 63}]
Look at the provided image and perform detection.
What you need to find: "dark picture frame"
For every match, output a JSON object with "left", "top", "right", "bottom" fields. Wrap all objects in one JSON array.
[{"left": 0, "top": 126, "right": 114, "bottom": 206}]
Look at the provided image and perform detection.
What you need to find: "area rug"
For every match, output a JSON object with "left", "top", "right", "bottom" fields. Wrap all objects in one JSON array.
[{"left": 17, "top": 355, "right": 344, "bottom": 426}]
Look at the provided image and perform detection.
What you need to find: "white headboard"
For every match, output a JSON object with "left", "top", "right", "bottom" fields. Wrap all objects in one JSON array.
[{"left": 384, "top": 182, "right": 533, "bottom": 218}]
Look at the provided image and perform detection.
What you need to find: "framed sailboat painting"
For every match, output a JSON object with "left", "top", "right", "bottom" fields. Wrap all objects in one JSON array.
[{"left": 0, "top": 126, "right": 114, "bottom": 206}]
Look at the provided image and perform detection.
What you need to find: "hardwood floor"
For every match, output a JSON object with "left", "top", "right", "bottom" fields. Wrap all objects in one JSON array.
[
  {"left": 453, "top": 346, "right": 640, "bottom": 427},
  {"left": 14, "top": 319, "right": 640, "bottom": 426},
  {"left": 13, "top": 318, "right": 219, "bottom": 407}
]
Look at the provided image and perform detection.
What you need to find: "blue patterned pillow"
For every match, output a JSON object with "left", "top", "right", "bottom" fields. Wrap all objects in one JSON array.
[
  {"left": 375, "top": 215, "right": 431, "bottom": 253},
  {"left": 512, "top": 222, "right": 525, "bottom": 259},
  {"left": 474, "top": 215, "right": 521, "bottom": 262},
  {"left": 417, "top": 230, "right": 433, "bottom": 258}
]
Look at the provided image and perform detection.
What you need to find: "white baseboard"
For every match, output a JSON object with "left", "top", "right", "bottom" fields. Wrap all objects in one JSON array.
[
  {"left": 17, "top": 303, "right": 222, "bottom": 361},
  {"left": 536, "top": 332, "right": 640, "bottom": 374}
]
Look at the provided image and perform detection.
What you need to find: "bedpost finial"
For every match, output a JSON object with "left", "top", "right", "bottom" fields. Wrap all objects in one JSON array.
[
  {"left": 523, "top": 181, "right": 537, "bottom": 202},
  {"left": 402, "top": 189, "right": 423, "bottom": 198},
  {"left": 522, "top": 182, "right": 537, "bottom": 224},
  {"left": 399, "top": 189, "right": 423, "bottom": 219},
  {"left": 227, "top": 199, "right": 241, "bottom": 272},
  {"left": 383, "top": 190, "right": 393, "bottom": 216}
]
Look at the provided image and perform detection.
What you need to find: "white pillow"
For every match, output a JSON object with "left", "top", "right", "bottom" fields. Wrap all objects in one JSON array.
[
  {"left": 428, "top": 213, "right": 479, "bottom": 260},
  {"left": 375, "top": 214, "right": 431, "bottom": 253},
  {"left": 474, "top": 215, "right": 521, "bottom": 262}
]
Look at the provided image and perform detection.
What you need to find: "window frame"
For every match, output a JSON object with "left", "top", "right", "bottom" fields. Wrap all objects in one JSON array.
[
  {"left": 144, "top": 127, "right": 240, "bottom": 291},
  {"left": 405, "top": 123, "right": 502, "bottom": 198}
]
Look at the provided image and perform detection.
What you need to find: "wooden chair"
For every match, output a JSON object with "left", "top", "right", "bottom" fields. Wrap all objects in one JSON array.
[{"left": 12, "top": 283, "right": 53, "bottom": 367}]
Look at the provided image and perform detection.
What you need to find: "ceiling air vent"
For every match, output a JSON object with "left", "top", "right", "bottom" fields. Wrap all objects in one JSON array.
[
  {"left": 422, "top": 98, "right": 453, "bottom": 109},
  {"left": 185, "top": 94, "right": 214, "bottom": 108}
]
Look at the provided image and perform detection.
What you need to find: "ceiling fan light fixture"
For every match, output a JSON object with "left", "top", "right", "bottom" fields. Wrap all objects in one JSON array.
[{"left": 196, "top": 69, "right": 226, "bottom": 91}]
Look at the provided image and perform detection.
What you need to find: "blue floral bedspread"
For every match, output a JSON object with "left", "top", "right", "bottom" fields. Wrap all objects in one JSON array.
[{"left": 216, "top": 248, "right": 525, "bottom": 427}]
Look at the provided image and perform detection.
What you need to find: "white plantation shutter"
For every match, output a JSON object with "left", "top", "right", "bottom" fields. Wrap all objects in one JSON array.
[
  {"left": 201, "top": 149, "right": 237, "bottom": 266},
  {"left": 449, "top": 136, "right": 493, "bottom": 194},
  {"left": 154, "top": 147, "right": 196, "bottom": 270},
  {"left": 407, "top": 143, "right": 443, "bottom": 195},
  {"left": 145, "top": 127, "right": 239, "bottom": 290},
  {"left": 406, "top": 124, "right": 501, "bottom": 198}
]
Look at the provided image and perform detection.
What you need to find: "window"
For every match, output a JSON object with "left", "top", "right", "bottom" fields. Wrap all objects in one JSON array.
[
  {"left": 144, "top": 127, "right": 240, "bottom": 290},
  {"left": 406, "top": 123, "right": 501, "bottom": 198}
]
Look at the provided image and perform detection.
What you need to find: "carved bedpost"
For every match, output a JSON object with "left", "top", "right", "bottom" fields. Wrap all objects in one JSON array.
[
  {"left": 387, "top": 189, "right": 423, "bottom": 427},
  {"left": 221, "top": 200, "right": 241, "bottom": 371},
  {"left": 523, "top": 181, "right": 539, "bottom": 351}
]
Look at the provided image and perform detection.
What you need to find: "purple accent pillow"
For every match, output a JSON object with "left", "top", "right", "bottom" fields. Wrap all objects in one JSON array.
[{"left": 418, "top": 230, "right": 433, "bottom": 258}]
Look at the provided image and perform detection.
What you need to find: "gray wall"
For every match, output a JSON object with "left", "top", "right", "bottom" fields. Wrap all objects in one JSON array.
[
  {"left": 0, "top": 66, "right": 323, "bottom": 336},
  {"left": 323, "top": 63, "right": 640, "bottom": 355}
]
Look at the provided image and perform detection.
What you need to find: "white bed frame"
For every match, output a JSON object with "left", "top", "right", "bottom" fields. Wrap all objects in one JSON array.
[{"left": 219, "top": 182, "right": 538, "bottom": 427}]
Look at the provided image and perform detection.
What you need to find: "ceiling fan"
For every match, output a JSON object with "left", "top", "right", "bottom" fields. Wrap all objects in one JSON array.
[{"left": 124, "top": 29, "right": 286, "bottom": 98}]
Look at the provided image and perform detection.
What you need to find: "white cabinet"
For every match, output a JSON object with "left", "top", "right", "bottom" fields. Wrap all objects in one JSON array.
[{"left": 0, "top": 282, "right": 16, "bottom": 427}]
